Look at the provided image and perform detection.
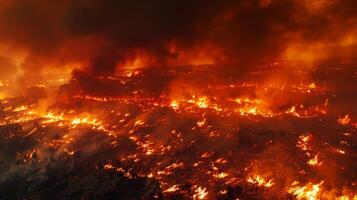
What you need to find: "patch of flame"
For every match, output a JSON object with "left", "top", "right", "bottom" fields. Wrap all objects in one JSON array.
[
  {"left": 288, "top": 181, "right": 323, "bottom": 200},
  {"left": 297, "top": 133, "right": 312, "bottom": 151},
  {"left": 213, "top": 172, "right": 228, "bottom": 179},
  {"left": 338, "top": 115, "right": 351, "bottom": 125},
  {"left": 163, "top": 185, "right": 180, "bottom": 193},
  {"left": 193, "top": 186, "right": 208, "bottom": 200},
  {"left": 247, "top": 175, "right": 274, "bottom": 188},
  {"left": 307, "top": 155, "right": 322, "bottom": 166}
]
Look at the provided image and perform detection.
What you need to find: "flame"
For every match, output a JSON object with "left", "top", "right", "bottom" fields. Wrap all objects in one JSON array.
[
  {"left": 288, "top": 181, "right": 323, "bottom": 200},
  {"left": 297, "top": 133, "right": 313, "bottom": 151},
  {"left": 193, "top": 186, "right": 208, "bottom": 200},
  {"left": 308, "top": 82, "right": 316, "bottom": 89},
  {"left": 71, "top": 117, "right": 101, "bottom": 126},
  {"left": 335, "top": 195, "right": 357, "bottom": 200},
  {"left": 197, "top": 118, "right": 206, "bottom": 127},
  {"left": 13, "top": 105, "right": 28, "bottom": 112},
  {"left": 331, "top": 148, "right": 346, "bottom": 155},
  {"left": 307, "top": 155, "right": 323, "bottom": 166},
  {"left": 247, "top": 175, "right": 274, "bottom": 188},
  {"left": 195, "top": 96, "right": 209, "bottom": 108},
  {"left": 163, "top": 185, "right": 180, "bottom": 193},
  {"left": 338, "top": 115, "right": 351, "bottom": 125},
  {"left": 213, "top": 172, "right": 228, "bottom": 179},
  {"left": 103, "top": 163, "right": 115, "bottom": 170},
  {"left": 170, "top": 100, "right": 180, "bottom": 110},
  {"left": 42, "top": 112, "right": 64, "bottom": 123},
  {"left": 167, "top": 80, "right": 328, "bottom": 119}
]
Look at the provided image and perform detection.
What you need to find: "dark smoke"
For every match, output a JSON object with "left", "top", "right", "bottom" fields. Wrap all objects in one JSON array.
[{"left": 0, "top": 0, "right": 356, "bottom": 77}]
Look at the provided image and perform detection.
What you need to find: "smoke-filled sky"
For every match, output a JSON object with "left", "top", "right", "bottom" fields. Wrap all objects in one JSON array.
[{"left": 0, "top": 0, "right": 356, "bottom": 78}]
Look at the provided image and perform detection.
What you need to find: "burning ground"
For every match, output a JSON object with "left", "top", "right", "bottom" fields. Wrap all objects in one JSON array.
[{"left": 0, "top": 63, "right": 356, "bottom": 199}]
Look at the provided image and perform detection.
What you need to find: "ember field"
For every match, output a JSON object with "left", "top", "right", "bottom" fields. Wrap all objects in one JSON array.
[{"left": 0, "top": 63, "right": 356, "bottom": 200}]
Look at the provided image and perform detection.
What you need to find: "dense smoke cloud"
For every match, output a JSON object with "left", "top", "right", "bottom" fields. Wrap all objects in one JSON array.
[{"left": 0, "top": 0, "right": 356, "bottom": 78}]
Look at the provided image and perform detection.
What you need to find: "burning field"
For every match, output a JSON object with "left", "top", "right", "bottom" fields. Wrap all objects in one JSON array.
[
  {"left": 1, "top": 63, "right": 356, "bottom": 199},
  {"left": 0, "top": 0, "right": 357, "bottom": 200}
]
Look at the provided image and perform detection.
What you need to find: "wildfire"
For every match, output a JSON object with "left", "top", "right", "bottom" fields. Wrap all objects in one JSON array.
[
  {"left": 193, "top": 186, "right": 208, "bottom": 200},
  {"left": 213, "top": 172, "right": 228, "bottom": 179},
  {"left": 170, "top": 100, "right": 179, "bottom": 110},
  {"left": 338, "top": 115, "right": 351, "bottom": 125},
  {"left": 307, "top": 155, "right": 323, "bottom": 166},
  {"left": 247, "top": 175, "right": 275, "bottom": 188},
  {"left": 0, "top": 64, "right": 355, "bottom": 199},
  {"left": 297, "top": 133, "right": 313, "bottom": 151},
  {"left": 196, "top": 118, "right": 206, "bottom": 127},
  {"left": 288, "top": 181, "right": 324, "bottom": 200},
  {"left": 234, "top": 97, "right": 262, "bottom": 105},
  {"left": 331, "top": 147, "right": 346, "bottom": 155},
  {"left": 0, "top": 0, "right": 356, "bottom": 197},
  {"left": 194, "top": 96, "right": 209, "bottom": 108},
  {"left": 13, "top": 105, "right": 28, "bottom": 112},
  {"left": 103, "top": 163, "right": 115, "bottom": 170},
  {"left": 42, "top": 112, "right": 65, "bottom": 123},
  {"left": 308, "top": 82, "right": 316, "bottom": 89},
  {"left": 71, "top": 117, "right": 102, "bottom": 127},
  {"left": 335, "top": 195, "right": 357, "bottom": 200},
  {"left": 169, "top": 90, "right": 328, "bottom": 119},
  {"left": 163, "top": 185, "right": 180, "bottom": 193}
]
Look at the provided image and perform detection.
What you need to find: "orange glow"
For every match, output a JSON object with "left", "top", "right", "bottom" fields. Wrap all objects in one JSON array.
[
  {"left": 116, "top": 49, "right": 158, "bottom": 73},
  {"left": 166, "top": 41, "right": 225, "bottom": 66}
]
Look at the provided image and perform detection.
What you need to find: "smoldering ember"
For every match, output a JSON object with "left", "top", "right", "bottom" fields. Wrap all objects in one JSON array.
[{"left": 0, "top": 1, "right": 356, "bottom": 200}]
